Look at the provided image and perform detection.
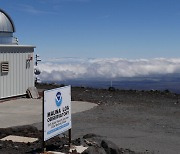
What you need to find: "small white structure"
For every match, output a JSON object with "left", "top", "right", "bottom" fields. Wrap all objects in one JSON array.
[{"left": 0, "top": 9, "right": 35, "bottom": 99}]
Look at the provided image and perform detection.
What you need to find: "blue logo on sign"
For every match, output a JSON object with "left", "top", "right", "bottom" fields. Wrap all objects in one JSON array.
[{"left": 55, "top": 92, "right": 62, "bottom": 107}]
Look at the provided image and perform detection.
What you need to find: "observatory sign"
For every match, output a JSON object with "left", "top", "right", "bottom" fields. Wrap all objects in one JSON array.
[{"left": 43, "top": 86, "right": 71, "bottom": 141}]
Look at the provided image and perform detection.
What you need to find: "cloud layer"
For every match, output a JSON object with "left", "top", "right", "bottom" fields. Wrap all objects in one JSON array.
[{"left": 37, "top": 58, "right": 180, "bottom": 82}]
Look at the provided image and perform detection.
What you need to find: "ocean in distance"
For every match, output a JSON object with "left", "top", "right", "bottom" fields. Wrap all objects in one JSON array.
[{"left": 46, "top": 76, "right": 180, "bottom": 94}]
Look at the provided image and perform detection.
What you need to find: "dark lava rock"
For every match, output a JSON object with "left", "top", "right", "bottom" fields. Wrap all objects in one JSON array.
[
  {"left": 0, "top": 143, "right": 2, "bottom": 149},
  {"left": 83, "top": 133, "right": 99, "bottom": 139},
  {"left": 82, "top": 134, "right": 136, "bottom": 154},
  {"left": 72, "top": 138, "right": 81, "bottom": 146},
  {"left": 0, "top": 125, "right": 137, "bottom": 154},
  {"left": 101, "top": 140, "right": 123, "bottom": 154},
  {"left": 0, "top": 125, "right": 39, "bottom": 139},
  {"left": 82, "top": 146, "right": 106, "bottom": 154},
  {"left": 108, "top": 87, "right": 116, "bottom": 92}
]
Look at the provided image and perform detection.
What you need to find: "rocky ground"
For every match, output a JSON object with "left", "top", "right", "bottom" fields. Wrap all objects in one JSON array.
[
  {"left": 0, "top": 126, "right": 135, "bottom": 154},
  {"left": 0, "top": 83, "right": 180, "bottom": 153},
  {"left": 37, "top": 83, "right": 180, "bottom": 106}
]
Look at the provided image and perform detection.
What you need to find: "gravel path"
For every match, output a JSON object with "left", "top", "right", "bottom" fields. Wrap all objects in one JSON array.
[{"left": 71, "top": 87, "right": 180, "bottom": 153}]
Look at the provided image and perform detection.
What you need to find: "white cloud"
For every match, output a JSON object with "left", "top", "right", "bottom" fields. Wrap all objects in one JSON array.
[
  {"left": 37, "top": 58, "right": 180, "bottom": 82},
  {"left": 18, "top": 4, "right": 57, "bottom": 15}
]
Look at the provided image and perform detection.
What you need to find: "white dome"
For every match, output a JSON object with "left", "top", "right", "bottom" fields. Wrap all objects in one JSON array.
[{"left": 0, "top": 9, "right": 15, "bottom": 33}]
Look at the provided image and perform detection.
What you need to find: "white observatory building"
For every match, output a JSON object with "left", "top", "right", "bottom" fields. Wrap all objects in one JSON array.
[{"left": 0, "top": 9, "right": 35, "bottom": 99}]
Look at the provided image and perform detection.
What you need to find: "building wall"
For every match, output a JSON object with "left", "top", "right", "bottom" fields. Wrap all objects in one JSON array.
[{"left": 0, "top": 46, "right": 34, "bottom": 99}]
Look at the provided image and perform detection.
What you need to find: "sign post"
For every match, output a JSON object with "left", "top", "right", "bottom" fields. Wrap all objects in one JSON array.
[
  {"left": 42, "top": 86, "right": 71, "bottom": 151},
  {"left": 42, "top": 91, "right": 45, "bottom": 152},
  {"left": 69, "top": 129, "right": 71, "bottom": 147}
]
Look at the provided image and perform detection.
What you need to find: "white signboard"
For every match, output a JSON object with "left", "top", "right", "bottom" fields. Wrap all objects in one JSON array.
[{"left": 43, "top": 86, "right": 71, "bottom": 141}]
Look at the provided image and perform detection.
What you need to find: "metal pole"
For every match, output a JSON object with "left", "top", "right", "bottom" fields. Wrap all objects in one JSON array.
[
  {"left": 69, "top": 129, "right": 72, "bottom": 148},
  {"left": 42, "top": 91, "right": 46, "bottom": 152}
]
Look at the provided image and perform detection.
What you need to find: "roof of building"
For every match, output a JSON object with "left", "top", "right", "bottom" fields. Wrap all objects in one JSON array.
[
  {"left": 0, "top": 9, "right": 15, "bottom": 33},
  {"left": 0, "top": 45, "right": 36, "bottom": 48}
]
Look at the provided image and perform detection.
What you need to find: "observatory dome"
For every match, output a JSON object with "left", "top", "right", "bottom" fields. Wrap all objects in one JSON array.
[
  {"left": 0, "top": 9, "right": 15, "bottom": 33},
  {"left": 0, "top": 9, "right": 17, "bottom": 44}
]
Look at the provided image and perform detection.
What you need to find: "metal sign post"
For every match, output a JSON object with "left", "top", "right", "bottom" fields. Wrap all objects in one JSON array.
[
  {"left": 69, "top": 129, "right": 72, "bottom": 148},
  {"left": 42, "top": 91, "right": 46, "bottom": 152}
]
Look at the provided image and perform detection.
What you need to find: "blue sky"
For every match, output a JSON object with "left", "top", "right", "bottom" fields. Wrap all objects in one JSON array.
[{"left": 1, "top": 0, "right": 180, "bottom": 60}]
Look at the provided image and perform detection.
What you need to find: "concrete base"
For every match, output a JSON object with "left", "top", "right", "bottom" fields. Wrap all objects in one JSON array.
[
  {"left": 0, "top": 135, "right": 38, "bottom": 143},
  {"left": 0, "top": 98, "right": 97, "bottom": 128}
]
